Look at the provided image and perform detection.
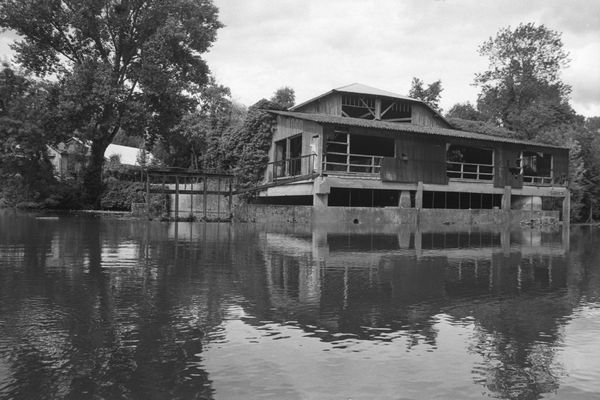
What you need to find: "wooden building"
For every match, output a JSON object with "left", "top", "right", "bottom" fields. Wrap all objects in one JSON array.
[{"left": 256, "top": 84, "right": 569, "bottom": 220}]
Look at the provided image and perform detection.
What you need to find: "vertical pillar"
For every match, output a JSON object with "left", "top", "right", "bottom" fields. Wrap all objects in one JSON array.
[
  {"left": 190, "top": 178, "right": 194, "bottom": 219},
  {"left": 502, "top": 186, "right": 511, "bottom": 210},
  {"left": 415, "top": 181, "right": 423, "bottom": 209},
  {"left": 216, "top": 177, "right": 221, "bottom": 220},
  {"left": 314, "top": 193, "right": 328, "bottom": 208},
  {"left": 398, "top": 190, "right": 411, "bottom": 208},
  {"left": 414, "top": 229, "right": 422, "bottom": 259},
  {"left": 228, "top": 178, "right": 233, "bottom": 216},
  {"left": 145, "top": 171, "right": 150, "bottom": 215},
  {"left": 501, "top": 226, "right": 510, "bottom": 256},
  {"left": 175, "top": 175, "right": 179, "bottom": 220},
  {"left": 562, "top": 189, "right": 570, "bottom": 224},
  {"left": 203, "top": 177, "right": 208, "bottom": 221}
]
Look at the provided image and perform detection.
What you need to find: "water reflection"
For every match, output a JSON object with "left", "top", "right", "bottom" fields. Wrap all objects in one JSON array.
[{"left": 0, "top": 210, "right": 598, "bottom": 399}]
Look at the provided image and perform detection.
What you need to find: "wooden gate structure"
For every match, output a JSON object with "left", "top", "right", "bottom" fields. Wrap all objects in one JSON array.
[{"left": 144, "top": 168, "right": 235, "bottom": 221}]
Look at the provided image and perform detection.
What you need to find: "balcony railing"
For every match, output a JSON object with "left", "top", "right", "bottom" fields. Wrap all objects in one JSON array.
[
  {"left": 447, "top": 161, "right": 494, "bottom": 181},
  {"left": 268, "top": 154, "right": 317, "bottom": 182},
  {"left": 323, "top": 153, "right": 383, "bottom": 174},
  {"left": 522, "top": 175, "right": 553, "bottom": 185}
]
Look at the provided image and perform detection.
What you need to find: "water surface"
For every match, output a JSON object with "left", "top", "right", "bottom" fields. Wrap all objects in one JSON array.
[{"left": 0, "top": 211, "right": 599, "bottom": 399}]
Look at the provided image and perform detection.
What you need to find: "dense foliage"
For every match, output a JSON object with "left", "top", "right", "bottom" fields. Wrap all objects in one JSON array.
[
  {"left": 409, "top": 77, "right": 443, "bottom": 112},
  {"left": 443, "top": 23, "right": 598, "bottom": 222},
  {"left": 0, "top": 0, "right": 223, "bottom": 206}
]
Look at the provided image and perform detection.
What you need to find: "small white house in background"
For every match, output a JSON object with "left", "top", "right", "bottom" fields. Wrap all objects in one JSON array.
[
  {"left": 104, "top": 144, "right": 154, "bottom": 166},
  {"left": 48, "top": 139, "right": 154, "bottom": 179}
]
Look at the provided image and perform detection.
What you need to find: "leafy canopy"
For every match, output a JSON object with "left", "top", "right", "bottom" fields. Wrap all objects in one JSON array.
[
  {"left": 474, "top": 23, "right": 576, "bottom": 139},
  {"left": 409, "top": 77, "right": 443, "bottom": 112},
  {"left": 0, "top": 0, "right": 223, "bottom": 205}
]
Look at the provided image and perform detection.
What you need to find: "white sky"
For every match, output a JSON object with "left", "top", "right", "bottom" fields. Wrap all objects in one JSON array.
[{"left": 1, "top": 0, "right": 599, "bottom": 117}]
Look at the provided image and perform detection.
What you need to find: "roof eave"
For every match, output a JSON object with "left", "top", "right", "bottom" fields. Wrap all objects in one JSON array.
[{"left": 269, "top": 111, "right": 568, "bottom": 150}]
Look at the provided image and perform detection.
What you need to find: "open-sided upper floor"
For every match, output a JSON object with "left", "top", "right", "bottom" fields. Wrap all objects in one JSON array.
[{"left": 264, "top": 111, "right": 568, "bottom": 190}]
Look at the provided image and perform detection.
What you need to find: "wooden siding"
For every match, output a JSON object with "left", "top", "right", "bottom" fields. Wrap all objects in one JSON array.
[
  {"left": 492, "top": 144, "right": 568, "bottom": 188},
  {"left": 266, "top": 116, "right": 323, "bottom": 181},
  {"left": 381, "top": 134, "right": 447, "bottom": 184},
  {"left": 550, "top": 148, "right": 569, "bottom": 184},
  {"left": 295, "top": 93, "right": 342, "bottom": 116},
  {"left": 411, "top": 103, "right": 450, "bottom": 128},
  {"left": 494, "top": 144, "right": 523, "bottom": 188}
]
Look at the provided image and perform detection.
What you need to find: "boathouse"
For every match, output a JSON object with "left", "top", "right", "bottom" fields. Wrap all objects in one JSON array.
[{"left": 247, "top": 84, "right": 569, "bottom": 225}]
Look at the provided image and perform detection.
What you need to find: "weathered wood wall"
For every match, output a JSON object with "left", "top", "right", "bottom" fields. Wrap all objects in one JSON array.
[
  {"left": 381, "top": 134, "right": 447, "bottom": 184},
  {"left": 411, "top": 103, "right": 450, "bottom": 128},
  {"left": 295, "top": 93, "right": 342, "bottom": 116}
]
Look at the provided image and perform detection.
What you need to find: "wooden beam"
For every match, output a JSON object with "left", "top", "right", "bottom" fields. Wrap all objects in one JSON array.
[{"left": 380, "top": 101, "right": 395, "bottom": 118}]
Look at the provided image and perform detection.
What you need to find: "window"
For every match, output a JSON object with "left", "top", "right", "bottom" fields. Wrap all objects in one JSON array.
[
  {"left": 323, "top": 128, "right": 394, "bottom": 174},
  {"left": 520, "top": 151, "right": 552, "bottom": 184},
  {"left": 446, "top": 144, "right": 494, "bottom": 181},
  {"left": 273, "top": 135, "right": 303, "bottom": 178}
]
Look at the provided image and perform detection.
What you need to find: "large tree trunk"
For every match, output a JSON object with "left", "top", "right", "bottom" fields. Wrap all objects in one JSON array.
[{"left": 82, "top": 139, "right": 110, "bottom": 208}]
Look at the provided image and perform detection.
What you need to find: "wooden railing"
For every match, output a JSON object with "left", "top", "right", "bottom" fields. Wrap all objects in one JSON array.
[
  {"left": 522, "top": 175, "right": 553, "bottom": 184},
  {"left": 323, "top": 153, "right": 383, "bottom": 174},
  {"left": 447, "top": 161, "right": 494, "bottom": 181},
  {"left": 268, "top": 154, "right": 317, "bottom": 181}
]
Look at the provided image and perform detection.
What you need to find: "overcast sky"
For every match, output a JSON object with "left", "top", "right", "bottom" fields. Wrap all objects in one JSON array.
[{"left": 1, "top": 0, "right": 599, "bottom": 117}]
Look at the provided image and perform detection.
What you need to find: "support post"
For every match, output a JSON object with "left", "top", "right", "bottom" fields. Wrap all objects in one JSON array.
[
  {"left": 398, "top": 190, "right": 411, "bottom": 208},
  {"left": 203, "top": 177, "right": 208, "bottom": 221},
  {"left": 415, "top": 181, "right": 423, "bottom": 209},
  {"left": 145, "top": 170, "right": 150, "bottom": 215},
  {"left": 502, "top": 186, "right": 511, "bottom": 211},
  {"left": 314, "top": 193, "right": 328, "bottom": 208},
  {"left": 228, "top": 178, "right": 233, "bottom": 216},
  {"left": 175, "top": 175, "right": 179, "bottom": 220},
  {"left": 562, "top": 189, "right": 570, "bottom": 224},
  {"left": 190, "top": 178, "right": 194, "bottom": 219},
  {"left": 217, "top": 177, "right": 221, "bottom": 220}
]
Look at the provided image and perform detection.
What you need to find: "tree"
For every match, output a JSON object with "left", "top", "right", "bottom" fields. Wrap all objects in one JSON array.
[
  {"left": 474, "top": 23, "right": 577, "bottom": 139},
  {"left": 409, "top": 77, "right": 443, "bottom": 111},
  {"left": 445, "top": 102, "right": 485, "bottom": 121},
  {"left": 0, "top": 64, "right": 62, "bottom": 204},
  {"left": 270, "top": 86, "right": 295, "bottom": 109},
  {"left": 158, "top": 78, "right": 246, "bottom": 171},
  {"left": 224, "top": 99, "right": 285, "bottom": 187},
  {"left": 0, "top": 0, "right": 223, "bottom": 206}
]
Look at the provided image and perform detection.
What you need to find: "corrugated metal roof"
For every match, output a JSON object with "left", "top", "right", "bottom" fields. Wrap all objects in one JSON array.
[
  {"left": 269, "top": 110, "right": 567, "bottom": 150},
  {"left": 290, "top": 83, "right": 417, "bottom": 111},
  {"left": 290, "top": 83, "right": 452, "bottom": 128},
  {"left": 333, "top": 83, "right": 414, "bottom": 101}
]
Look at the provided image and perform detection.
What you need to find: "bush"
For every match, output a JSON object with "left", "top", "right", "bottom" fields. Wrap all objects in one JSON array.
[{"left": 100, "top": 179, "right": 169, "bottom": 213}]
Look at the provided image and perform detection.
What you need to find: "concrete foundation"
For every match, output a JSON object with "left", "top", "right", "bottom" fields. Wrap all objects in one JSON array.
[{"left": 233, "top": 203, "right": 561, "bottom": 227}]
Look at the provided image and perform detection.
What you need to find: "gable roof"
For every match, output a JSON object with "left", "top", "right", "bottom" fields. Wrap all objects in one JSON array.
[
  {"left": 291, "top": 83, "right": 415, "bottom": 112},
  {"left": 269, "top": 110, "right": 567, "bottom": 150},
  {"left": 290, "top": 83, "right": 451, "bottom": 127},
  {"left": 333, "top": 83, "right": 414, "bottom": 100}
]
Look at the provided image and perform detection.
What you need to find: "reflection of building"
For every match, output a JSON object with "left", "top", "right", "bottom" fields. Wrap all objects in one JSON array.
[
  {"left": 254, "top": 225, "right": 569, "bottom": 333},
  {"left": 251, "top": 83, "right": 570, "bottom": 223}
]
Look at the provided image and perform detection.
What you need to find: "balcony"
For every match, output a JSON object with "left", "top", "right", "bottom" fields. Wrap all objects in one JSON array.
[
  {"left": 323, "top": 153, "right": 383, "bottom": 175},
  {"left": 267, "top": 154, "right": 318, "bottom": 183},
  {"left": 447, "top": 161, "right": 494, "bottom": 181}
]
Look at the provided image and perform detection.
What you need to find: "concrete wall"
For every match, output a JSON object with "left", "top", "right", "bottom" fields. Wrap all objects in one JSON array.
[
  {"left": 168, "top": 181, "right": 233, "bottom": 220},
  {"left": 234, "top": 203, "right": 313, "bottom": 224},
  {"left": 233, "top": 203, "right": 560, "bottom": 227}
]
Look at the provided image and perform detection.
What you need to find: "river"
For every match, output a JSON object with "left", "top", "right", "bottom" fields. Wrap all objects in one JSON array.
[{"left": 0, "top": 210, "right": 599, "bottom": 399}]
